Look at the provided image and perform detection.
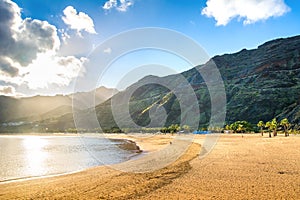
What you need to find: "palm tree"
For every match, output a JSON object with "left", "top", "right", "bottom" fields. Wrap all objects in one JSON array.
[
  {"left": 265, "top": 121, "right": 272, "bottom": 138},
  {"left": 237, "top": 124, "right": 245, "bottom": 133},
  {"left": 169, "top": 124, "right": 180, "bottom": 135},
  {"left": 280, "top": 118, "right": 290, "bottom": 137},
  {"left": 271, "top": 118, "right": 278, "bottom": 137},
  {"left": 257, "top": 121, "right": 265, "bottom": 136}
]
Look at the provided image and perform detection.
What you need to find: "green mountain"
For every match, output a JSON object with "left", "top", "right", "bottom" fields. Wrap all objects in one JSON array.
[
  {"left": 216, "top": 35, "right": 300, "bottom": 125},
  {"left": 94, "top": 35, "right": 300, "bottom": 130},
  {"left": 2, "top": 35, "right": 300, "bottom": 132}
]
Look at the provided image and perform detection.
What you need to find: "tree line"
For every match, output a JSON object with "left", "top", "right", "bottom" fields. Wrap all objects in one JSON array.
[
  {"left": 257, "top": 118, "right": 291, "bottom": 137},
  {"left": 224, "top": 118, "right": 298, "bottom": 137}
]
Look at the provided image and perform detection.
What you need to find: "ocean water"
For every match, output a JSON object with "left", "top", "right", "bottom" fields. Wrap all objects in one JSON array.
[{"left": 0, "top": 135, "right": 133, "bottom": 182}]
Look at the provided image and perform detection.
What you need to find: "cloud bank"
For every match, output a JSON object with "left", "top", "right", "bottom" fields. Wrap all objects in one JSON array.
[
  {"left": 0, "top": 0, "right": 86, "bottom": 93},
  {"left": 201, "top": 0, "right": 290, "bottom": 26},
  {"left": 0, "top": 85, "right": 15, "bottom": 96},
  {"left": 103, "top": 0, "right": 133, "bottom": 12}
]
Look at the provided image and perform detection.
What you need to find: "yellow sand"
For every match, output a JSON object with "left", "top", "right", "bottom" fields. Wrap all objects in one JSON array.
[{"left": 0, "top": 134, "right": 299, "bottom": 199}]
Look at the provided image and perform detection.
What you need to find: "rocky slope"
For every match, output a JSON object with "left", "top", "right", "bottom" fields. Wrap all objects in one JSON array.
[
  {"left": 94, "top": 35, "right": 300, "bottom": 130},
  {"left": 218, "top": 36, "right": 300, "bottom": 125}
]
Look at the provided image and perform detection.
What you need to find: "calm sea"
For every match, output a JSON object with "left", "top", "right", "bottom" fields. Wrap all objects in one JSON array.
[{"left": 0, "top": 135, "right": 133, "bottom": 182}]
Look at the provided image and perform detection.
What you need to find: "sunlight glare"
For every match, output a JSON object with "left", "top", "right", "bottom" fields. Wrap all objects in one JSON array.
[{"left": 22, "top": 136, "right": 48, "bottom": 176}]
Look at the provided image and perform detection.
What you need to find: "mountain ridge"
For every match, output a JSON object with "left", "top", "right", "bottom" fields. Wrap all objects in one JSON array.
[
  {"left": 0, "top": 86, "right": 118, "bottom": 123},
  {"left": 1, "top": 35, "right": 300, "bottom": 132},
  {"left": 99, "top": 34, "right": 300, "bottom": 128}
]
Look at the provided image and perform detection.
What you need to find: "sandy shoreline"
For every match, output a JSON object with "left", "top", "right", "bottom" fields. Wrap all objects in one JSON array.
[{"left": 0, "top": 134, "right": 299, "bottom": 199}]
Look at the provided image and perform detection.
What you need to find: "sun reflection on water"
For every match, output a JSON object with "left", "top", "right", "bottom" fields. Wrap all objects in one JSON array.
[{"left": 22, "top": 136, "right": 48, "bottom": 176}]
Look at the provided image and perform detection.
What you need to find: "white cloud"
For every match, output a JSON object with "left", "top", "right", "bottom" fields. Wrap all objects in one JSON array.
[
  {"left": 103, "top": 0, "right": 133, "bottom": 12},
  {"left": 117, "top": 0, "right": 133, "bottom": 12},
  {"left": 103, "top": 0, "right": 117, "bottom": 10},
  {"left": 201, "top": 0, "right": 290, "bottom": 26},
  {"left": 58, "top": 28, "right": 71, "bottom": 43},
  {"left": 0, "top": 0, "right": 87, "bottom": 94},
  {"left": 0, "top": 0, "right": 60, "bottom": 74},
  {"left": 20, "top": 53, "right": 87, "bottom": 89},
  {"left": 62, "top": 6, "right": 97, "bottom": 36}
]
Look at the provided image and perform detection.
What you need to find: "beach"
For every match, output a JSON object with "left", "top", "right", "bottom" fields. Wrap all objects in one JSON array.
[{"left": 0, "top": 134, "right": 299, "bottom": 199}]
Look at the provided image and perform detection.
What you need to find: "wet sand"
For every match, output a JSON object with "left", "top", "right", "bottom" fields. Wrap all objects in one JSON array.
[{"left": 0, "top": 134, "right": 299, "bottom": 199}]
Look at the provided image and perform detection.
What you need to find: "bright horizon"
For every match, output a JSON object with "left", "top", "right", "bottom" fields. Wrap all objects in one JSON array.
[{"left": 0, "top": 0, "right": 299, "bottom": 97}]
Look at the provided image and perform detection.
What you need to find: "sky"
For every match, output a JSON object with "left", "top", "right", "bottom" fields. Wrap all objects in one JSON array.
[{"left": 0, "top": 0, "right": 299, "bottom": 96}]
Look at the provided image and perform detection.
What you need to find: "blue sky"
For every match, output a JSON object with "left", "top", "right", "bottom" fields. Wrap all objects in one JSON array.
[{"left": 0, "top": 0, "right": 299, "bottom": 96}]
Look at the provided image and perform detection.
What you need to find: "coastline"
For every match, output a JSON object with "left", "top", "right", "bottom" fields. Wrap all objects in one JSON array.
[
  {"left": 0, "top": 133, "right": 172, "bottom": 184},
  {"left": 0, "top": 134, "right": 299, "bottom": 199},
  {"left": 0, "top": 133, "right": 197, "bottom": 199},
  {"left": 0, "top": 133, "right": 158, "bottom": 184}
]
